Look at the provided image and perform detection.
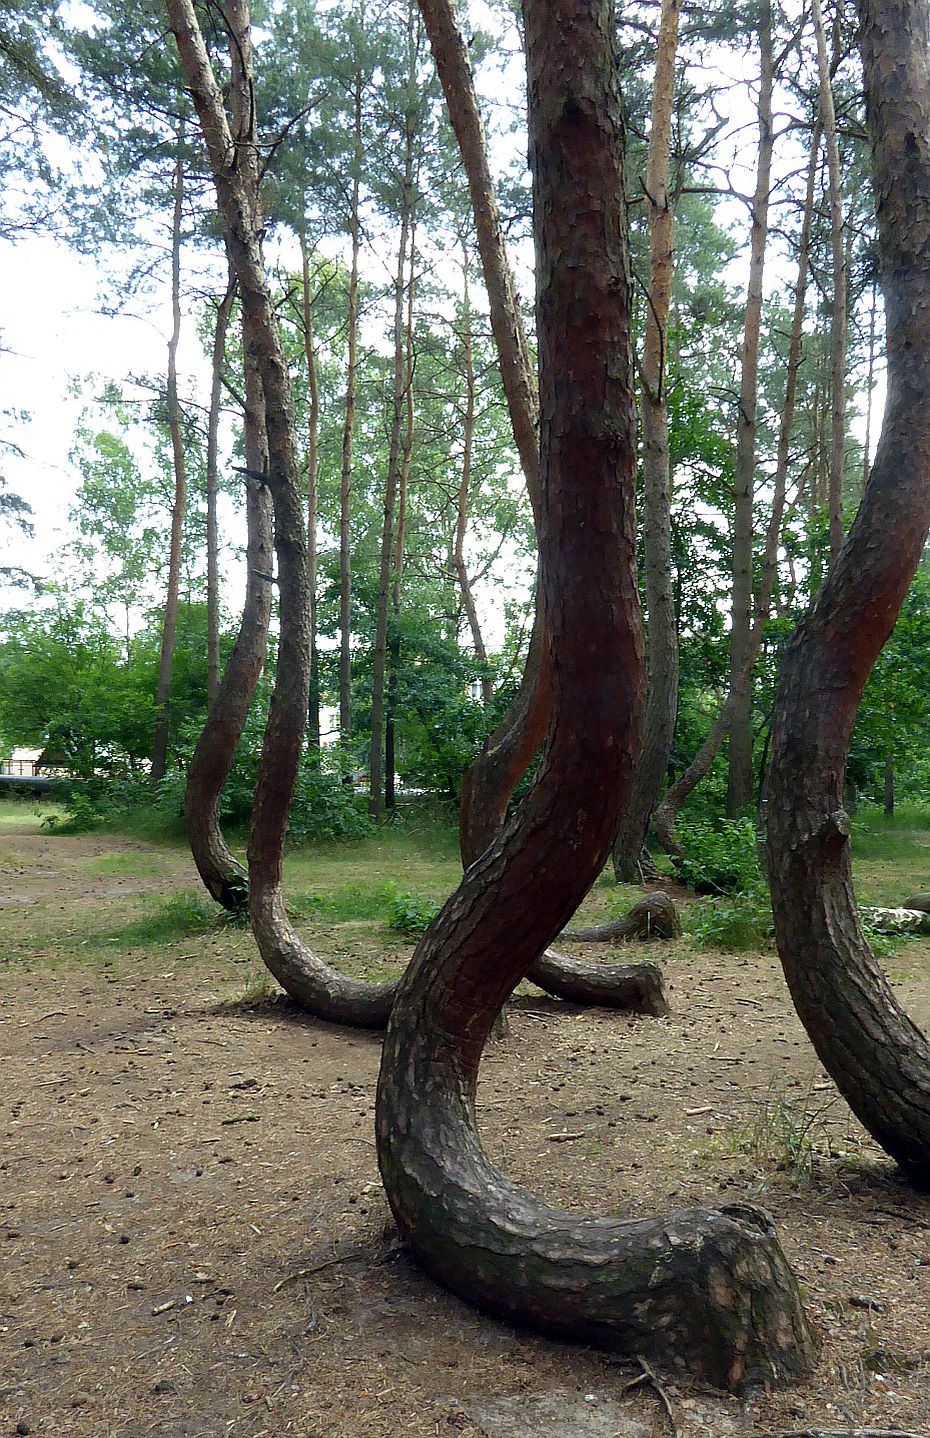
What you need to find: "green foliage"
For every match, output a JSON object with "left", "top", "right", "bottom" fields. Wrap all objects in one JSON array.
[
  {"left": 384, "top": 885, "right": 440, "bottom": 936},
  {"left": 674, "top": 816, "right": 762, "bottom": 895},
  {"left": 685, "top": 888, "right": 773, "bottom": 952}
]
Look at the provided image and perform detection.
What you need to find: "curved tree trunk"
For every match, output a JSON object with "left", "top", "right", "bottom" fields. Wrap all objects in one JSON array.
[
  {"left": 184, "top": 15, "right": 274, "bottom": 913},
  {"left": 767, "top": 0, "right": 930, "bottom": 1186},
  {"left": 376, "top": 0, "right": 813, "bottom": 1389},
  {"left": 185, "top": 376, "right": 273, "bottom": 910},
  {"left": 612, "top": 0, "right": 680, "bottom": 883}
]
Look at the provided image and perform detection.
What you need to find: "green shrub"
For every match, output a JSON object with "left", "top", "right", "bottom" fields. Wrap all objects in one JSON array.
[
  {"left": 384, "top": 885, "right": 441, "bottom": 936},
  {"left": 674, "top": 816, "right": 762, "bottom": 895},
  {"left": 685, "top": 886, "right": 773, "bottom": 951}
]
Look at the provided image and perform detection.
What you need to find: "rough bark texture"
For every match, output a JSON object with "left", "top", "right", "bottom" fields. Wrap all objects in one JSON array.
[
  {"left": 152, "top": 121, "right": 188, "bottom": 784},
  {"left": 376, "top": 0, "right": 813, "bottom": 1389},
  {"left": 563, "top": 892, "right": 681, "bottom": 942},
  {"left": 727, "top": 3, "right": 773, "bottom": 818},
  {"left": 185, "top": 11, "right": 273, "bottom": 914},
  {"left": 531, "top": 950, "right": 668, "bottom": 1014},
  {"left": 767, "top": 0, "right": 930, "bottom": 1185},
  {"left": 612, "top": 0, "right": 680, "bottom": 882}
]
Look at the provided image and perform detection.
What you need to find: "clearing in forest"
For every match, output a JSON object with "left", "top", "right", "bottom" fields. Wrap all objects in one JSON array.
[{"left": 2, "top": 803, "right": 930, "bottom": 1437}]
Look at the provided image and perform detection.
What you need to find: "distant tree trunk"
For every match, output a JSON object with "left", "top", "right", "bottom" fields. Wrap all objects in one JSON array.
[
  {"left": 812, "top": 0, "right": 848, "bottom": 563},
  {"left": 339, "top": 78, "right": 363, "bottom": 766},
  {"left": 417, "top": 0, "right": 550, "bottom": 864},
  {"left": 884, "top": 748, "right": 895, "bottom": 815},
  {"left": 376, "top": 0, "right": 814, "bottom": 1385},
  {"left": 206, "top": 260, "right": 236, "bottom": 709},
  {"left": 300, "top": 230, "right": 321, "bottom": 749},
  {"left": 655, "top": 118, "right": 818, "bottom": 856},
  {"left": 727, "top": 2, "right": 774, "bottom": 818},
  {"left": 184, "top": 0, "right": 274, "bottom": 912},
  {"left": 453, "top": 254, "right": 493, "bottom": 706},
  {"left": 370, "top": 60, "right": 416, "bottom": 820},
  {"left": 767, "top": 0, "right": 930, "bottom": 1186},
  {"left": 386, "top": 230, "right": 417, "bottom": 814},
  {"left": 152, "top": 117, "right": 188, "bottom": 783},
  {"left": 612, "top": 0, "right": 680, "bottom": 881}
]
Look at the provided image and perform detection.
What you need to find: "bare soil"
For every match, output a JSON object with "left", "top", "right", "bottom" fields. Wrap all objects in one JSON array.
[{"left": 3, "top": 818, "right": 930, "bottom": 1437}]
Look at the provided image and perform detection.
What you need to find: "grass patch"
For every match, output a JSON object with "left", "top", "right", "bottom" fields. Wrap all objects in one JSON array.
[
  {"left": 90, "top": 891, "right": 224, "bottom": 949},
  {"left": 712, "top": 1082, "right": 840, "bottom": 1188},
  {"left": 80, "top": 850, "right": 165, "bottom": 877}
]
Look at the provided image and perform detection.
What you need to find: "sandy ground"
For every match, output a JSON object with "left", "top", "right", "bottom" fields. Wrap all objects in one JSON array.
[{"left": 2, "top": 820, "right": 930, "bottom": 1437}]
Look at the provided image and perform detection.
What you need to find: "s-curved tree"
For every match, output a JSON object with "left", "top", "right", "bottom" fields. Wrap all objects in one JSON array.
[
  {"left": 767, "top": 0, "right": 930, "bottom": 1186},
  {"left": 375, "top": 0, "right": 813, "bottom": 1390}
]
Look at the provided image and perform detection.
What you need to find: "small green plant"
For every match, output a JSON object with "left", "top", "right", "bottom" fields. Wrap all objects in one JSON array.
[
  {"left": 675, "top": 816, "right": 762, "bottom": 895},
  {"left": 684, "top": 886, "right": 773, "bottom": 951},
  {"left": 384, "top": 885, "right": 441, "bottom": 936},
  {"left": 721, "top": 1082, "right": 837, "bottom": 1187}
]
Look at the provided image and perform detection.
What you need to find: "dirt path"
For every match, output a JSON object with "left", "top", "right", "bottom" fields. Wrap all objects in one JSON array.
[{"left": 2, "top": 820, "right": 930, "bottom": 1436}]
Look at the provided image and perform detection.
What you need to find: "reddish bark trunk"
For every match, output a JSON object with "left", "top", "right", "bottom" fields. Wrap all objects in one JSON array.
[
  {"left": 767, "top": 0, "right": 930, "bottom": 1185},
  {"left": 376, "top": 0, "right": 813, "bottom": 1386}
]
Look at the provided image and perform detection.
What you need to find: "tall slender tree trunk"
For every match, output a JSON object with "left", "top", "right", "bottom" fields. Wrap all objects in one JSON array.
[
  {"left": 370, "top": 41, "right": 416, "bottom": 821},
  {"left": 726, "top": 4, "right": 774, "bottom": 817},
  {"left": 183, "top": 0, "right": 274, "bottom": 911},
  {"left": 416, "top": 0, "right": 550, "bottom": 865},
  {"left": 812, "top": 0, "right": 848, "bottom": 563},
  {"left": 767, "top": 0, "right": 930, "bottom": 1186},
  {"left": 205, "top": 259, "right": 236, "bottom": 710},
  {"left": 655, "top": 118, "right": 818, "bottom": 855},
  {"left": 375, "top": 0, "right": 814, "bottom": 1384},
  {"left": 385, "top": 229, "right": 417, "bottom": 814},
  {"left": 339, "top": 69, "right": 363, "bottom": 766},
  {"left": 453, "top": 253, "right": 493, "bottom": 707},
  {"left": 612, "top": 0, "right": 680, "bottom": 881},
  {"left": 152, "top": 117, "right": 188, "bottom": 783},
  {"left": 300, "top": 230, "right": 321, "bottom": 749}
]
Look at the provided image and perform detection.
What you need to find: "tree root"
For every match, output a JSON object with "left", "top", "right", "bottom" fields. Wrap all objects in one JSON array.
[
  {"left": 529, "top": 949, "right": 669, "bottom": 1015},
  {"left": 562, "top": 892, "right": 681, "bottom": 942}
]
